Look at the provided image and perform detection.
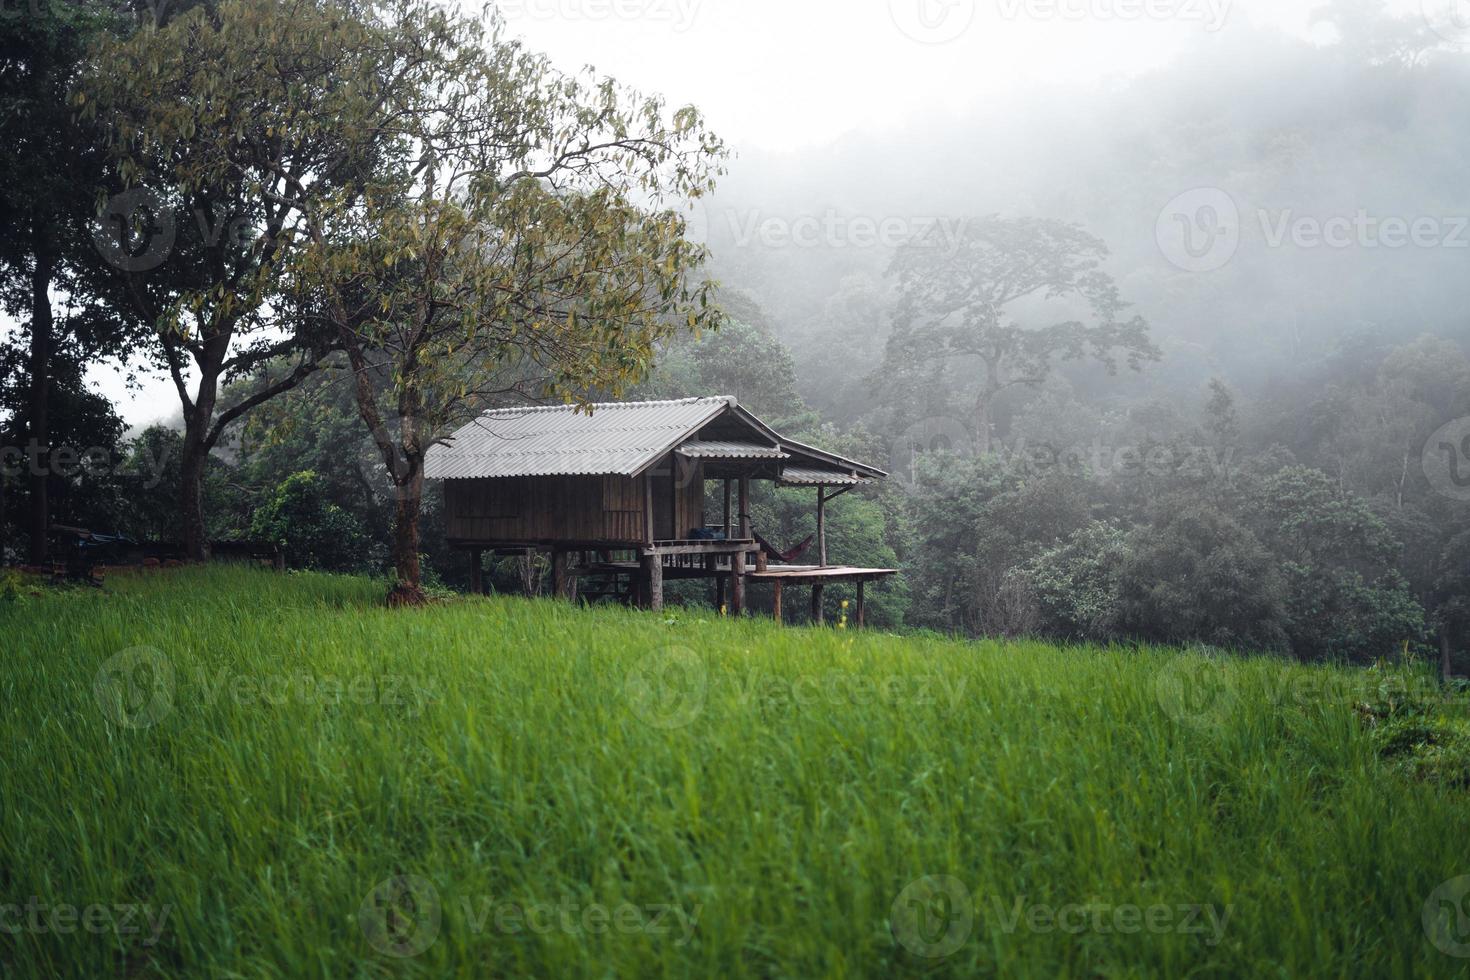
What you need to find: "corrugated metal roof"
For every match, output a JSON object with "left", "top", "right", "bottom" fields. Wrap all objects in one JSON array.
[
  {"left": 676, "top": 441, "right": 788, "bottom": 460},
  {"left": 425, "top": 397, "right": 734, "bottom": 480},
  {"left": 778, "top": 467, "right": 870, "bottom": 486}
]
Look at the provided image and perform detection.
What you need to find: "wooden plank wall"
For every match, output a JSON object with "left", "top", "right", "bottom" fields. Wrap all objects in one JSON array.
[
  {"left": 651, "top": 456, "right": 706, "bottom": 540},
  {"left": 444, "top": 459, "right": 705, "bottom": 545},
  {"left": 445, "top": 474, "right": 645, "bottom": 543}
]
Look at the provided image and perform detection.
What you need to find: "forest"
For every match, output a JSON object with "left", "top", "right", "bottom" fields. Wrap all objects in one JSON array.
[{"left": 2, "top": 0, "right": 1467, "bottom": 670}]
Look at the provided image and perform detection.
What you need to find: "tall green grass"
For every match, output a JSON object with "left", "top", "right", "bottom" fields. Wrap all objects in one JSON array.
[{"left": 1, "top": 565, "right": 1466, "bottom": 977}]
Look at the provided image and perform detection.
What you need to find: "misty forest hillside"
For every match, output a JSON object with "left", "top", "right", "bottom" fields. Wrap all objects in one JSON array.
[{"left": 709, "top": 3, "right": 1470, "bottom": 406}]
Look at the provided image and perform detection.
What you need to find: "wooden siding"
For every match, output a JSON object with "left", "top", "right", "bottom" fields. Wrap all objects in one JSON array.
[
  {"left": 650, "top": 456, "right": 705, "bottom": 540},
  {"left": 443, "top": 460, "right": 704, "bottom": 545}
]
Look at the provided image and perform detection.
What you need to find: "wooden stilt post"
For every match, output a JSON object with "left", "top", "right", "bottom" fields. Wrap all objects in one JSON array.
[
  {"left": 738, "top": 475, "right": 750, "bottom": 540},
  {"left": 470, "top": 548, "right": 483, "bottom": 595},
  {"left": 716, "top": 573, "right": 727, "bottom": 612},
  {"left": 772, "top": 579, "right": 783, "bottom": 624},
  {"left": 817, "top": 485, "right": 827, "bottom": 567},
  {"left": 641, "top": 551, "right": 664, "bottom": 612},
  {"left": 856, "top": 580, "right": 865, "bottom": 629},
  {"left": 731, "top": 549, "right": 746, "bottom": 616},
  {"left": 552, "top": 549, "right": 569, "bottom": 600},
  {"left": 644, "top": 472, "right": 656, "bottom": 545},
  {"left": 722, "top": 479, "right": 732, "bottom": 537},
  {"left": 811, "top": 582, "right": 825, "bottom": 625}
]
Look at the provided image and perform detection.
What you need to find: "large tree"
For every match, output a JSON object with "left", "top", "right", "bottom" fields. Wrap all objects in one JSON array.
[
  {"left": 0, "top": 0, "right": 142, "bottom": 562},
  {"left": 882, "top": 216, "right": 1159, "bottom": 453},
  {"left": 78, "top": 0, "right": 391, "bottom": 559},
  {"left": 275, "top": 10, "right": 726, "bottom": 603},
  {"left": 82, "top": 0, "right": 723, "bottom": 584}
]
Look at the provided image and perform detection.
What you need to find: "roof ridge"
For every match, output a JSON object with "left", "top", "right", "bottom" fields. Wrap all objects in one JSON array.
[{"left": 472, "top": 395, "right": 735, "bottom": 418}]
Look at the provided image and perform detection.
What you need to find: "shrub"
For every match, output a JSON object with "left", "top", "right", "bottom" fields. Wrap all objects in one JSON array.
[{"left": 249, "top": 471, "right": 374, "bottom": 572}]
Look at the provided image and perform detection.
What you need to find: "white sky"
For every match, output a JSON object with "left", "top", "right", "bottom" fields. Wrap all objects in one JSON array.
[{"left": 63, "top": 0, "right": 1423, "bottom": 426}]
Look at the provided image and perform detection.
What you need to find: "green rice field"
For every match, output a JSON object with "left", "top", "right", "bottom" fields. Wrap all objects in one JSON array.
[{"left": 1, "top": 566, "right": 1467, "bottom": 977}]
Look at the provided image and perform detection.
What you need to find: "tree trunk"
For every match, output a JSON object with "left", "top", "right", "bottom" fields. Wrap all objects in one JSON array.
[
  {"left": 387, "top": 466, "right": 426, "bottom": 606},
  {"left": 974, "top": 358, "right": 1001, "bottom": 455},
  {"left": 26, "top": 253, "right": 55, "bottom": 565},
  {"left": 1444, "top": 625, "right": 1455, "bottom": 683},
  {"left": 178, "top": 433, "right": 210, "bottom": 562},
  {"left": 177, "top": 346, "right": 226, "bottom": 563}
]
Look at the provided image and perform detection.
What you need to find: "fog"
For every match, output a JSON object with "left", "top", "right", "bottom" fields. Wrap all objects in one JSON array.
[{"left": 93, "top": 0, "right": 1470, "bottom": 427}]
